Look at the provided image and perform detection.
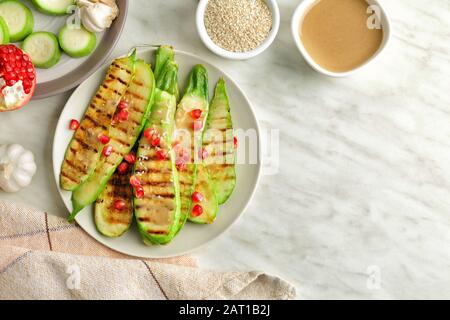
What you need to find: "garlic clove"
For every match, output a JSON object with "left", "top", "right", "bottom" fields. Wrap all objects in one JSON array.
[
  {"left": 13, "top": 170, "right": 32, "bottom": 188},
  {"left": 20, "top": 162, "right": 37, "bottom": 175},
  {"left": 80, "top": 8, "right": 104, "bottom": 33},
  {"left": 77, "top": 0, "right": 119, "bottom": 33},
  {"left": 7, "top": 144, "right": 24, "bottom": 161}
]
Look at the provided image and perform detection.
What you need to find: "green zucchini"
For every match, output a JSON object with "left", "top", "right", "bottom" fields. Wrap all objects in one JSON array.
[
  {"left": 31, "top": 0, "right": 74, "bottom": 16},
  {"left": 69, "top": 58, "right": 155, "bottom": 222},
  {"left": 95, "top": 165, "right": 134, "bottom": 237},
  {"left": 187, "top": 164, "right": 218, "bottom": 224},
  {"left": 22, "top": 32, "right": 62, "bottom": 69},
  {"left": 134, "top": 46, "right": 181, "bottom": 245},
  {"left": 60, "top": 51, "right": 136, "bottom": 191},
  {"left": 173, "top": 65, "right": 209, "bottom": 232},
  {"left": 58, "top": 24, "right": 96, "bottom": 58},
  {"left": 0, "top": 1, "right": 34, "bottom": 42},
  {"left": 0, "top": 16, "right": 10, "bottom": 44},
  {"left": 202, "top": 78, "right": 236, "bottom": 204}
]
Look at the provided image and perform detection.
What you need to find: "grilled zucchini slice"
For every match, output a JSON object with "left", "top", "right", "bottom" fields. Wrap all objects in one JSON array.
[
  {"left": 173, "top": 65, "right": 209, "bottom": 232},
  {"left": 95, "top": 166, "right": 133, "bottom": 237},
  {"left": 187, "top": 164, "right": 219, "bottom": 224},
  {"left": 60, "top": 51, "right": 136, "bottom": 191},
  {"left": 69, "top": 59, "right": 155, "bottom": 221},
  {"left": 134, "top": 47, "right": 180, "bottom": 245},
  {"left": 202, "top": 78, "right": 236, "bottom": 204}
]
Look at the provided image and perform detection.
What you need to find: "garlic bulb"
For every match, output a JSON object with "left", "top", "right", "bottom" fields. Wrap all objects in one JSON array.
[
  {"left": 0, "top": 144, "right": 37, "bottom": 193},
  {"left": 77, "top": 0, "right": 119, "bottom": 33}
]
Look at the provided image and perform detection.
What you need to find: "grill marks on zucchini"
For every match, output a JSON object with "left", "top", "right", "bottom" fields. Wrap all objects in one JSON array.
[
  {"left": 202, "top": 78, "right": 236, "bottom": 205},
  {"left": 135, "top": 128, "right": 179, "bottom": 242},
  {"left": 95, "top": 168, "right": 134, "bottom": 237},
  {"left": 174, "top": 65, "right": 209, "bottom": 232},
  {"left": 60, "top": 54, "right": 136, "bottom": 191},
  {"left": 69, "top": 58, "right": 155, "bottom": 222},
  {"left": 135, "top": 154, "right": 177, "bottom": 233},
  {"left": 134, "top": 46, "right": 181, "bottom": 245}
]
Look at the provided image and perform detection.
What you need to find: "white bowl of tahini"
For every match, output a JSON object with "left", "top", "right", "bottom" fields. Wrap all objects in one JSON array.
[
  {"left": 291, "top": 0, "right": 392, "bottom": 77},
  {"left": 196, "top": 0, "right": 280, "bottom": 60}
]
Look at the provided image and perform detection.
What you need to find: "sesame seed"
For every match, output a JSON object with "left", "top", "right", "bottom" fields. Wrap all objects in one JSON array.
[{"left": 204, "top": 0, "right": 273, "bottom": 53}]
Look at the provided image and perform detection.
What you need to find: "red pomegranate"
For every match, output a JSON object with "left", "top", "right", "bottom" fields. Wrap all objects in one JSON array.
[{"left": 0, "top": 44, "right": 36, "bottom": 112}]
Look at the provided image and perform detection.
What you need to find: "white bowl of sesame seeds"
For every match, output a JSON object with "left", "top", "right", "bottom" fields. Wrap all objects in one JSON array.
[{"left": 196, "top": 0, "right": 280, "bottom": 60}]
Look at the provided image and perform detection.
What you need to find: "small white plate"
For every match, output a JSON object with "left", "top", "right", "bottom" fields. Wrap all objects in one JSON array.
[{"left": 52, "top": 48, "right": 262, "bottom": 258}]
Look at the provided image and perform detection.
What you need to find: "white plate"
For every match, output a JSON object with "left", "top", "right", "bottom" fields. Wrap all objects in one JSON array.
[{"left": 52, "top": 48, "right": 262, "bottom": 258}]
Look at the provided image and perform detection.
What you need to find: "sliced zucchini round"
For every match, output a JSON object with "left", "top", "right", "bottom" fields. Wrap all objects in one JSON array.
[
  {"left": 31, "top": 0, "right": 75, "bottom": 16},
  {"left": 0, "top": 16, "right": 9, "bottom": 44},
  {"left": 0, "top": 1, "right": 34, "bottom": 42},
  {"left": 23, "top": 32, "right": 61, "bottom": 69},
  {"left": 58, "top": 24, "right": 96, "bottom": 58}
]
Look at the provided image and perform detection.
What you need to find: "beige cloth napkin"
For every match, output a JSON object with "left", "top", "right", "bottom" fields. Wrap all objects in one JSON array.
[{"left": 0, "top": 200, "right": 296, "bottom": 300}]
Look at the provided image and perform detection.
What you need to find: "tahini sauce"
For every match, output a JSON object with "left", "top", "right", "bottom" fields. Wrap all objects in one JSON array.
[{"left": 300, "top": 0, "right": 383, "bottom": 73}]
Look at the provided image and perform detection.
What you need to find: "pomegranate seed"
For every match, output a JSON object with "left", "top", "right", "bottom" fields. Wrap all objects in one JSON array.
[
  {"left": 192, "top": 191, "right": 204, "bottom": 203},
  {"left": 124, "top": 153, "right": 136, "bottom": 164},
  {"left": 114, "top": 199, "right": 126, "bottom": 211},
  {"left": 69, "top": 119, "right": 79, "bottom": 130},
  {"left": 176, "top": 153, "right": 187, "bottom": 169},
  {"left": 98, "top": 134, "right": 110, "bottom": 144},
  {"left": 118, "top": 100, "right": 128, "bottom": 110},
  {"left": 23, "top": 79, "right": 31, "bottom": 88},
  {"left": 102, "top": 145, "right": 113, "bottom": 157},
  {"left": 174, "top": 144, "right": 190, "bottom": 162},
  {"left": 190, "top": 109, "right": 202, "bottom": 120},
  {"left": 199, "top": 148, "right": 209, "bottom": 160},
  {"left": 176, "top": 162, "right": 186, "bottom": 171},
  {"left": 151, "top": 135, "right": 161, "bottom": 147},
  {"left": 192, "top": 205, "right": 203, "bottom": 217},
  {"left": 177, "top": 148, "right": 189, "bottom": 161},
  {"left": 192, "top": 120, "right": 203, "bottom": 132},
  {"left": 130, "top": 176, "right": 141, "bottom": 188},
  {"left": 117, "top": 109, "right": 129, "bottom": 122},
  {"left": 135, "top": 186, "right": 144, "bottom": 199},
  {"left": 156, "top": 148, "right": 167, "bottom": 160},
  {"left": 234, "top": 137, "right": 238, "bottom": 149},
  {"left": 117, "top": 162, "right": 129, "bottom": 174},
  {"left": 144, "top": 128, "right": 155, "bottom": 139}
]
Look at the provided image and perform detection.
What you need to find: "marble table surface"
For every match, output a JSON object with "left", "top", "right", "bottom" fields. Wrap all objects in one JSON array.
[{"left": 1, "top": 0, "right": 449, "bottom": 299}]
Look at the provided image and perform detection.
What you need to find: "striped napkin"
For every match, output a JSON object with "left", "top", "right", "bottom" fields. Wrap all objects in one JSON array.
[{"left": 0, "top": 200, "right": 295, "bottom": 300}]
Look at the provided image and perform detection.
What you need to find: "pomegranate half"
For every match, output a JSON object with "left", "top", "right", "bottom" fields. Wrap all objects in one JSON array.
[{"left": 0, "top": 44, "right": 36, "bottom": 112}]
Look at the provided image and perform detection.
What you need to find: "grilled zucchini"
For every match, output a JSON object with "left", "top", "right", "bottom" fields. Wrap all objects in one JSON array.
[
  {"left": 202, "top": 78, "right": 236, "bottom": 204},
  {"left": 173, "top": 65, "right": 209, "bottom": 232},
  {"left": 69, "top": 59, "right": 155, "bottom": 221},
  {"left": 134, "top": 46, "right": 181, "bottom": 245},
  {"left": 60, "top": 51, "right": 136, "bottom": 191},
  {"left": 95, "top": 166, "right": 133, "bottom": 237}
]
